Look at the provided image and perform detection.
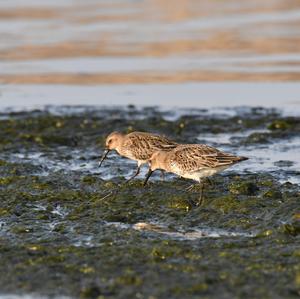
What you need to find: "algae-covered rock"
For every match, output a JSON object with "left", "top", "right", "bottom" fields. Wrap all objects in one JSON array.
[
  {"left": 244, "top": 132, "right": 270, "bottom": 144},
  {"left": 0, "top": 106, "right": 299, "bottom": 299},
  {"left": 210, "top": 195, "right": 241, "bottom": 213},
  {"left": 229, "top": 181, "right": 259, "bottom": 196},
  {"left": 274, "top": 160, "right": 294, "bottom": 167},
  {"left": 80, "top": 285, "right": 102, "bottom": 299},
  {"left": 281, "top": 220, "right": 300, "bottom": 236},
  {"left": 0, "top": 160, "right": 7, "bottom": 166},
  {"left": 256, "top": 229, "right": 273, "bottom": 238},
  {"left": 115, "top": 271, "right": 143, "bottom": 286},
  {"left": 268, "top": 120, "right": 291, "bottom": 130},
  {"left": 168, "top": 197, "right": 194, "bottom": 211},
  {"left": 263, "top": 189, "right": 282, "bottom": 199},
  {"left": 81, "top": 175, "right": 97, "bottom": 184}
]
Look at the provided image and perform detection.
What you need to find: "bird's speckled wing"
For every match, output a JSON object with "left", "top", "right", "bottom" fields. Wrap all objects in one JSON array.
[
  {"left": 168, "top": 144, "right": 245, "bottom": 173},
  {"left": 122, "top": 132, "right": 177, "bottom": 161}
]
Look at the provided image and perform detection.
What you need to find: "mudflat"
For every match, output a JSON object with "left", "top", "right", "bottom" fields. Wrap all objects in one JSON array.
[{"left": 0, "top": 106, "right": 299, "bottom": 298}]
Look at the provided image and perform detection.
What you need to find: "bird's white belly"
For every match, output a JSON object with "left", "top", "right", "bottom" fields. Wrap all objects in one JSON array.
[
  {"left": 180, "top": 166, "right": 230, "bottom": 182},
  {"left": 122, "top": 153, "right": 147, "bottom": 166},
  {"left": 117, "top": 148, "right": 146, "bottom": 165}
]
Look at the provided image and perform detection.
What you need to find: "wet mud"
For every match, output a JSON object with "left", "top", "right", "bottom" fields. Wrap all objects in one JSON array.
[{"left": 0, "top": 106, "right": 299, "bottom": 298}]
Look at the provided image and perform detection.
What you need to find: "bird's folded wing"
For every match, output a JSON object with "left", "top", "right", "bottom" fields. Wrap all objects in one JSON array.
[{"left": 170, "top": 144, "right": 240, "bottom": 172}]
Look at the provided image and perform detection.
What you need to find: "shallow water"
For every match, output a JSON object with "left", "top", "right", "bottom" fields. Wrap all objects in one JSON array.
[
  {"left": 1, "top": 83, "right": 300, "bottom": 112},
  {"left": 1, "top": 0, "right": 300, "bottom": 109}
]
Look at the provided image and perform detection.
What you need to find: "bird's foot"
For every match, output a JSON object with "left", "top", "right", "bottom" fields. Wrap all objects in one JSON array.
[
  {"left": 205, "top": 177, "right": 214, "bottom": 187},
  {"left": 99, "top": 190, "right": 117, "bottom": 201},
  {"left": 196, "top": 193, "right": 205, "bottom": 206},
  {"left": 185, "top": 184, "right": 196, "bottom": 192}
]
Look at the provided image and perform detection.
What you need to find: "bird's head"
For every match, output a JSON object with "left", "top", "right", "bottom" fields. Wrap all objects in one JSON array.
[{"left": 105, "top": 131, "right": 124, "bottom": 150}]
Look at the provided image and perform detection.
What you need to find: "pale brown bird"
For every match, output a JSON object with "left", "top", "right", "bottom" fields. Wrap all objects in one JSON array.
[
  {"left": 144, "top": 144, "right": 248, "bottom": 205},
  {"left": 99, "top": 131, "right": 178, "bottom": 182}
]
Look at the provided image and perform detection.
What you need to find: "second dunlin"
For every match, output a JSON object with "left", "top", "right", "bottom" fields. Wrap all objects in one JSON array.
[{"left": 144, "top": 144, "right": 248, "bottom": 205}]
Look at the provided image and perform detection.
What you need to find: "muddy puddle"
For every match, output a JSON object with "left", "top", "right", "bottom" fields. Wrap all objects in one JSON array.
[{"left": 0, "top": 106, "right": 299, "bottom": 298}]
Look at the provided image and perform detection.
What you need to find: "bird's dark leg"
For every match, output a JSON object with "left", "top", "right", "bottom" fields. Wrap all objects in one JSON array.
[
  {"left": 160, "top": 170, "right": 165, "bottom": 181},
  {"left": 124, "top": 165, "right": 141, "bottom": 184},
  {"left": 143, "top": 169, "right": 154, "bottom": 186},
  {"left": 186, "top": 177, "right": 212, "bottom": 194},
  {"left": 206, "top": 177, "right": 214, "bottom": 187},
  {"left": 184, "top": 183, "right": 204, "bottom": 208},
  {"left": 197, "top": 182, "right": 205, "bottom": 206},
  {"left": 185, "top": 178, "right": 212, "bottom": 206}
]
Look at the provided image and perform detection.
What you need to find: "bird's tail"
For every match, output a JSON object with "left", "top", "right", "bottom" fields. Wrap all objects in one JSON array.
[
  {"left": 237, "top": 156, "right": 249, "bottom": 162},
  {"left": 215, "top": 153, "right": 249, "bottom": 166}
]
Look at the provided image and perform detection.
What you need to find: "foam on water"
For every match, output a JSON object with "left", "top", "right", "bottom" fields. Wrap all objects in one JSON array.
[
  {"left": 3, "top": 147, "right": 152, "bottom": 181},
  {"left": 105, "top": 221, "right": 253, "bottom": 241}
]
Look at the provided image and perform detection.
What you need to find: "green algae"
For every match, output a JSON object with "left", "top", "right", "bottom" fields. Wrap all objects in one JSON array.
[
  {"left": 0, "top": 159, "right": 8, "bottom": 166},
  {"left": 263, "top": 189, "right": 282, "bottom": 199},
  {"left": 0, "top": 107, "right": 299, "bottom": 299},
  {"left": 281, "top": 219, "right": 300, "bottom": 236},
  {"left": 268, "top": 120, "right": 292, "bottom": 130},
  {"left": 168, "top": 197, "right": 193, "bottom": 212},
  {"left": 229, "top": 180, "right": 259, "bottom": 196}
]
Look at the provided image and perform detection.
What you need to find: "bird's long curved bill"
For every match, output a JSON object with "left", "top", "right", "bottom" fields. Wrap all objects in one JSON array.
[
  {"left": 98, "top": 149, "right": 110, "bottom": 168},
  {"left": 143, "top": 169, "right": 154, "bottom": 186}
]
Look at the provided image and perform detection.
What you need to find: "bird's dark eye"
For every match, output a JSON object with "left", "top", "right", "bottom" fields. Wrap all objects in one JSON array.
[{"left": 108, "top": 140, "right": 112, "bottom": 144}]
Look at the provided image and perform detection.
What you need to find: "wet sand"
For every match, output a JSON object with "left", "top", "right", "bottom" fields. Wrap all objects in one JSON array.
[{"left": 1, "top": 0, "right": 300, "bottom": 109}]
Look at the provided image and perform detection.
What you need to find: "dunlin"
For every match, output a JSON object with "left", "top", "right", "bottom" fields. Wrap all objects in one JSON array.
[
  {"left": 99, "top": 131, "right": 178, "bottom": 182},
  {"left": 144, "top": 144, "right": 248, "bottom": 205}
]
